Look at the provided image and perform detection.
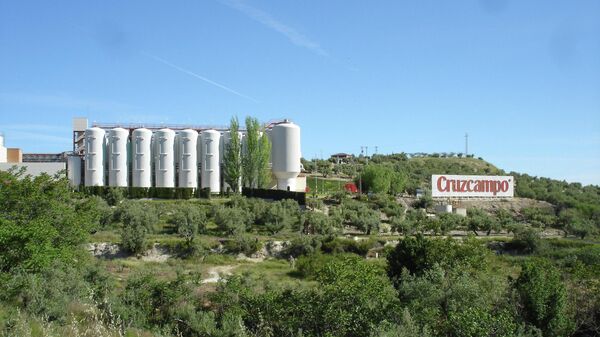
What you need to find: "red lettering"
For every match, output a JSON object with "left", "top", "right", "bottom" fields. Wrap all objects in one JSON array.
[{"left": 437, "top": 176, "right": 447, "bottom": 192}]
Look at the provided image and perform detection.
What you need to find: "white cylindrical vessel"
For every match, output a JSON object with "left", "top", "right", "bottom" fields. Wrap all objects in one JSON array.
[
  {"left": 84, "top": 127, "right": 106, "bottom": 186},
  {"left": 0, "top": 134, "right": 7, "bottom": 163},
  {"left": 200, "top": 129, "right": 221, "bottom": 193},
  {"left": 108, "top": 128, "right": 129, "bottom": 187},
  {"left": 132, "top": 128, "right": 153, "bottom": 188},
  {"left": 178, "top": 129, "right": 198, "bottom": 188},
  {"left": 154, "top": 128, "right": 176, "bottom": 188},
  {"left": 67, "top": 156, "right": 82, "bottom": 186},
  {"left": 271, "top": 121, "right": 301, "bottom": 191}
]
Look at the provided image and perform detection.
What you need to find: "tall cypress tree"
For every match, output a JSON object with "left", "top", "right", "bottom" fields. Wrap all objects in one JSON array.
[
  {"left": 223, "top": 116, "right": 241, "bottom": 193},
  {"left": 257, "top": 130, "right": 272, "bottom": 188},
  {"left": 242, "top": 117, "right": 259, "bottom": 188}
]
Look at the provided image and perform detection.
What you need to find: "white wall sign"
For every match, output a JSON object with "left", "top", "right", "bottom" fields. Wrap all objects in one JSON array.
[{"left": 431, "top": 174, "right": 514, "bottom": 198}]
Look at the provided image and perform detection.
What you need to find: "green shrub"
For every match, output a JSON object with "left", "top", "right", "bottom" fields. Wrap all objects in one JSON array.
[
  {"left": 0, "top": 169, "right": 91, "bottom": 273},
  {"left": 214, "top": 206, "right": 249, "bottom": 235},
  {"left": 281, "top": 234, "right": 323, "bottom": 258},
  {"left": 223, "top": 234, "right": 262, "bottom": 256},
  {"left": 119, "top": 202, "right": 158, "bottom": 254},
  {"left": 115, "top": 272, "right": 192, "bottom": 328},
  {"left": 171, "top": 204, "right": 208, "bottom": 244},
  {"left": 387, "top": 235, "right": 490, "bottom": 281},
  {"left": 104, "top": 187, "right": 126, "bottom": 206},
  {"left": 507, "top": 226, "right": 544, "bottom": 254},
  {"left": 515, "top": 259, "right": 574, "bottom": 337}
]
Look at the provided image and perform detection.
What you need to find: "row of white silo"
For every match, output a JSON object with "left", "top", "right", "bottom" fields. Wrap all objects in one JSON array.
[{"left": 81, "top": 120, "right": 301, "bottom": 192}]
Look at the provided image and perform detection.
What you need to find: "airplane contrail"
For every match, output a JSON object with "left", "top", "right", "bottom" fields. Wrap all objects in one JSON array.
[{"left": 141, "top": 51, "right": 259, "bottom": 103}]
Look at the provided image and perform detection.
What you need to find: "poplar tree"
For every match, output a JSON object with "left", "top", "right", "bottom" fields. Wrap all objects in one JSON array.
[
  {"left": 257, "top": 130, "right": 272, "bottom": 188},
  {"left": 223, "top": 116, "right": 242, "bottom": 193},
  {"left": 242, "top": 117, "right": 260, "bottom": 188}
]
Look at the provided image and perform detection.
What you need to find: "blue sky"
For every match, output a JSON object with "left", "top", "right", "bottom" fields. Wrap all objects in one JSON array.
[{"left": 1, "top": 0, "right": 599, "bottom": 185}]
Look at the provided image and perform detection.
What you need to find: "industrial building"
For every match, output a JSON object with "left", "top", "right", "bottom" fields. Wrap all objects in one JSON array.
[
  {"left": 67, "top": 117, "right": 305, "bottom": 193},
  {"left": 0, "top": 133, "right": 67, "bottom": 176}
]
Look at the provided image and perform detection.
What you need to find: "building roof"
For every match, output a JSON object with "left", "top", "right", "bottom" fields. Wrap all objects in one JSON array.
[{"left": 330, "top": 153, "right": 353, "bottom": 158}]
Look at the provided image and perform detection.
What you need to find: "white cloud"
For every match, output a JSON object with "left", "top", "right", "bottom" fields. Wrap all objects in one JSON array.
[
  {"left": 221, "top": 0, "right": 329, "bottom": 57},
  {"left": 141, "top": 52, "right": 259, "bottom": 103}
]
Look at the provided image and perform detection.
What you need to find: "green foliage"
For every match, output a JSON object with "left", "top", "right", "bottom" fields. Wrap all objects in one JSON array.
[
  {"left": 281, "top": 234, "right": 323, "bottom": 258},
  {"left": 321, "top": 237, "right": 382, "bottom": 256},
  {"left": 119, "top": 201, "right": 158, "bottom": 254},
  {"left": 214, "top": 255, "right": 400, "bottom": 336},
  {"left": 559, "top": 208, "right": 598, "bottom": 239},
  {"left": 467, "top": 208, "right": 500, "bottom": 236},
  {"left": 223, "top": 116, "right": 242, "bottom": 193},
  {"left": 357, "top": 164, "right": 405, "bottom": 195},
  {"left": 0, "top": 169, "right": 91, "bottom": 273},
  {"left": 412, "top": 195, "right": 433, "bottom": 209},
  {"left": 260, "top": 199, "right": 300, "bottom": 234},
  {"left": 242, "top": 116, "right": 271, "bottom": 188},
  {"left": 115, "top": 271, "right": 192, "bottom": 328},
  {"left": 387, "top": 235, "right": 490, "bottom": 280},
  {"left": 224, "top": 233, "right": 262, "bottom": 255},
  {"left": 1, "top": 261, "right": 110, "bottom": 323},
  {"left": 508, "top": 226, "right": 544, "bottom": 254},
  {"left": 302, "top": 211, "right": 339, "bottom": 235},
  {"left": 515, "top": 259, "right": 574, "bottom": 337},
  {"left": 171, "top": 204, "right": 207, "bottom": 244},
  {"left": 257, "top": 128, "right": 272, "bottom": 189},
  {"left": 521, "top": 207, "right": 556, "bottom": 228},
  {"left": 214, "top": 206, "right": 249, "bottom": 235},
  {"left": 397, "top": 264, "right": 513, "bottom": 336},
  {"left": 370, "top": 309, "right": 432, "bottom": 337},
  {"left": 104, "top": 187, "right": 126, "bottom": 206},
  {"left": 341, "top": 198, "right": 382, "bottom": 234},
  {"left": 390, "top": 209, "right": 428, "bottom": 235}
]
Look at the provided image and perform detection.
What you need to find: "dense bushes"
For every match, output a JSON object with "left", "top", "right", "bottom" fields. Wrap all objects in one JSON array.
[
  {"left": 515, "top": 259, "right": 574, "bottom": 336},
  {"left": 0, "top": 169, "right": 92, "bottom": 273},
  {"left": 387, "top": 235, "right": 490, "bottom": 279},
  {"left": 356, "top": 164, "right": 405, "bottom": 195},
  {"left": 119, "top": 201, "right": 158, "bottom": 254},
  {"left": 211, "top": 254, "right": 401, "bottom": 336}
]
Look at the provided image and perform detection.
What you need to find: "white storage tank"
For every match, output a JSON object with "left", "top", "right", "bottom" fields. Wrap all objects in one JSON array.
[
  {"left": 132, "top": 128, "right": 153, "bottom": 188},
  {"left": 108, "top": 128, "right": 129, "bottom": 187},
  {"left": 200, "top": 129, "right": 221, "bottom": 193},
  {"left": 271, "top": 121, "right": 301, "bottom": 191},
  {"left": 84, "top": 127, "right": 106, "bottom": 186},
  {"left": 0, "top": 133, "right": 7, "bottom": 163},
  {"left": 178, "top": 129, "right": 198, "bottom": 188},
  {"left": 67, "top": 156, "right": 82, "bottom": 186},
  {"left": 154, "top": 128, "right": 176, "bottom": 188}
]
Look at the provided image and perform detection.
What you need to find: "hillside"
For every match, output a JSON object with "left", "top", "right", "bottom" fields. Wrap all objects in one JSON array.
[{"left": 1, "top": 156, "right": 599, "bottom": 336}]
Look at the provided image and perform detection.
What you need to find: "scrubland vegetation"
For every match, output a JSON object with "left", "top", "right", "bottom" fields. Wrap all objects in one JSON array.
[{"left": 1, "top": 154, "right": 599, "bottom": 337}]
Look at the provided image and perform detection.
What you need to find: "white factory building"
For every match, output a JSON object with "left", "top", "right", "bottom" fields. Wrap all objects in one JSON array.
[{"left": 68, "top": 118, "right": 305, "bottom": 193}]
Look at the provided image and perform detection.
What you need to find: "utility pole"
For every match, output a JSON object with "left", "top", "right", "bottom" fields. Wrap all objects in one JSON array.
[{"left": 465, "top": 133, "right": 469, "bottom": 157}]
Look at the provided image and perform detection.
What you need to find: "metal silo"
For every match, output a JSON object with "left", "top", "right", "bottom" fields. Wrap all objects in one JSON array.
[
  {"left": 108, "top": 128, "right": 129, "bottom": 187},
  {"left": 132, "top": 128, "right": 153, "bottom": 188},
  {"left": 177, "top": 129, "right": 198, "bottom": 188},
  {"left": 154, "top": 128, "right": 176, "bottom": 188},
  {"left": 84, "top": 127, "right": 106, "bottom": 186},
  {"left": 271, "top": 121, "right": 301, "bottom": 191},
  {"left": 200, "top": 129, "right": 221, "bottom": 193},
  {"left": 0, "top": 133, "right": 7, "bottom": 163},
  {"left": 67, "top": 156, "right": 82, "bottom": 186}
]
